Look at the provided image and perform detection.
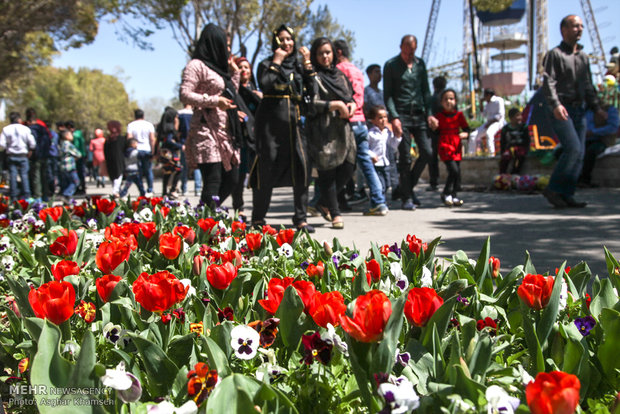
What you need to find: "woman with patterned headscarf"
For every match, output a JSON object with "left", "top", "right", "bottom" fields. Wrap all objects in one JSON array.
[{"left": 249, "top": 24, "right": 315, "bottom": 232}]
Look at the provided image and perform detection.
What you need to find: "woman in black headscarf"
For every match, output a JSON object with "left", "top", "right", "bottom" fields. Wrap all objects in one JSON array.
[
  {"left": 305, "top": 37, "right": 356, "bottom": 229},
  {"left": 104, "top": 120, "right": 126, "bottom": 197},
  {"left": 249, "top": 25, "right": 315, "bottom": 232},
  {"left": 179, "top": 23, "right": 242, "bottom": 207}
]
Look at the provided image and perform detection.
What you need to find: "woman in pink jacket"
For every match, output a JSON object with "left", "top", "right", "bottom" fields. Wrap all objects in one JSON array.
[
  {"left": 179, "top": 23, "right": 241, "bottom": 208},
  {"left": 89, "top": 128, "right": 107, "bottom": 188}
]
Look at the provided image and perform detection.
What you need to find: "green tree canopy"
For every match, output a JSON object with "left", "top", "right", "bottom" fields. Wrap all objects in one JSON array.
[
  {"left": 4, "top": 67, "right": 136, "bottom": 136},
  {"left": 104, "top": 0, "right": 355, "bottom": 66},
  {"left": 0, "top": 0, "right": 101, "bottom": 87}
]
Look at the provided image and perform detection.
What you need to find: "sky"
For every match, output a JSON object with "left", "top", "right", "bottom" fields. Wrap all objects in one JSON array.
[{"left": 53, "top": 0, "right": 619, "bottom": 120}]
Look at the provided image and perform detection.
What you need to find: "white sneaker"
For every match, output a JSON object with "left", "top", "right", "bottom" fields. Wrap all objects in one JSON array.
[
  {"left": 145, "top": 192, "right": 153, "bottom": 197},
  {"left": 452, "top": 197, "right": 464, "bottom": 206},
  {"left": 444, "top": 194, "right": 453, "bottom": 207}
]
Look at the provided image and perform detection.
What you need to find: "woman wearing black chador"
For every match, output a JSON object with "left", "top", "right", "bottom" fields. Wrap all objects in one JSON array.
[{"left": 249, "top": 24, "right": 315, "bottom": 232}]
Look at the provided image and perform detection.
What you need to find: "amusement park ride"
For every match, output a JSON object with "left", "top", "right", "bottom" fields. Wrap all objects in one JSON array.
[{"left": 423, "top": 0, "right": 609, "bottom": 97}]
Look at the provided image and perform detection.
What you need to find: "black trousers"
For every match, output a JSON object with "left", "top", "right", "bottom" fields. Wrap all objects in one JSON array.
[
  {"left": 198, "top": 162, "right": 239, "bottom": 208},
  {"left": 317, "top": 162, "right": 355, "bottom": 218},
  {"left": 252, "top": 181, "right": 308, "bottom": 226},
  {"left": 398, "top": 114, "right": 432, "bottom": 202},
  {"left": 443, "top": 160, "right": 460, "bottom": 196}
]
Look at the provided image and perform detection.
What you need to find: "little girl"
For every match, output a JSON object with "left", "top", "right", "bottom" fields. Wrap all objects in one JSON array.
[
  {"left": 433, "top": 89, "right": 470, "bottom": 206},
  {"left": 367, "top": 105, "right": 402, "bottom": 197}
]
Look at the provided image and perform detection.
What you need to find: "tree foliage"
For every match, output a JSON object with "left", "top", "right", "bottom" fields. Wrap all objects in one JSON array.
[
  {"left": 0, "top": 0, "right": 101, "bottom": 86},
  {"left": 104, "top": 0, "right": 355, "bottom": 66},
  {"left": 4, "top": 67, "right": 136, "bottom": 136}
]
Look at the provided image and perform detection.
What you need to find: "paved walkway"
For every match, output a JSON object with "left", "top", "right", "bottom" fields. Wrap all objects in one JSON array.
[{"left": 86, "top": 179, "right": 620, "bottom": 278}]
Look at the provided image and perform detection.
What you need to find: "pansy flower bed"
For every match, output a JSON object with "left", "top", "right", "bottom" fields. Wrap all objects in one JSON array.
[{"left": 0, "top": 195, "right": 619, "bottom": 413}]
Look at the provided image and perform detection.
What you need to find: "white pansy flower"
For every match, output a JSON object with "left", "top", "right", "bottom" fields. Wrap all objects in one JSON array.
[
  {"left": 11, "top": 220, "right": 27, "bottom": 234},
  {"left": 485, "top": 385, "right": 520, "bottom": 414},
  {"left": 278, "top": 243, "right": 293, "bottom": 258},
  {"left": 420, "top": 266, "right": 433, "bottom": 287},
  {"left": 87, "top": 218, "right": 98, "bottom": 229},
  {"left": 2, "top": 256, "right": 15, "bottom": 272},
  {"left": 230, "top": 325, "right": 260, "bottom": 360},
  {"left": 100, "top": 361, "right": 142, "bottom": 403},
  {"left": 147, "top": 400, "right": 198, "bottom": 414},
  {"left": 0, "top": 236, "right": 11, "bottom": 253},
  {"left": 135, "top": 208, "right": 153, "bottom": 222},
  {"left": 377, "top": 375, "right": 420, "bottom": 414},
  {"left": 390, "top": 262, "right": 408, "bottom": 291},
  {"left": 321, "top": 323, "right": 348, "bottom": 356},
  {"left": 176, "top": 205, "right": 188, "bottom": 218},
  {"left": 559, "top": 277, "right": 568, "bottom": 309}
]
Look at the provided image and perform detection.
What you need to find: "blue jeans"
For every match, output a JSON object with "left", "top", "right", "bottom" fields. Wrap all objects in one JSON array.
[
  {"left": 61, "top": 170, "right": 80, "bottom": 197},
  {"left": 548, "top": 105, "right": 586, "bottom": 196},
  {"left": 352, "top": 122, "right": 385, "bottom": 207},
  {"left": 137, "top": 151, "right": 154, "bottom": 193},
  {"left": 8, "top": 155, "right": 30, "bottom": 200},
  {"left": 120, "top": 172, "right": 145, "bottom": 197}
]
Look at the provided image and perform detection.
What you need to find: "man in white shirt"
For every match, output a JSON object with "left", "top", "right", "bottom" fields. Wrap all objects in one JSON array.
[
  {"left": 0, "top": 112, "right": 36, "bottom": 200},
  {"left": 127, "top": 109, "right": 156, "bottom": 195},
  {"left": 467, "top": 89, "right": 505, "bottom": 156}
]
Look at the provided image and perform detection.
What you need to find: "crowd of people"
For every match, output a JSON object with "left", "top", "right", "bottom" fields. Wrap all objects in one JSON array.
[{"left": 1, "top": 14, "right": 618, "bottom": 225}]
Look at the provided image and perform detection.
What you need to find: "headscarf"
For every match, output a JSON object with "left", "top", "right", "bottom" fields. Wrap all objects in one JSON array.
[
  {"left": 107, "top": 120, "right": 122, "bottom": 140},
  {"left": 271, "top": 25, "right": 300, "bottom": 76},
  {"left": 310, "top": 37, "right": 352, "bottom": 103},
  {"left": 157, "top": 106, "right": 178, "bottom": 141},
  {"left": 95, "top": 128, "right": 104, "bottom": 138},
  {"left": 192, "top": 23, "right": 243, "bottom": 148}
]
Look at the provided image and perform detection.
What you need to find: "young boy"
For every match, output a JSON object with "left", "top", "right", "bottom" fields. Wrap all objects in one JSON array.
[
  {"left": 59, "top": 130, "right": 82, "bottom": 201},
  {"left": 499, "top": 108, "right": 530, "bottom": 174},
  {"left": 119, "top": 138, "right": 145, "bottom": 197},
  {"left": 367, "top": 105, "right": 402, "bottom": 198}
]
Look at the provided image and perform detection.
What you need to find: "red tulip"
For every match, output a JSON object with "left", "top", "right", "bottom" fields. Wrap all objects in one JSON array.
[
  {"left": 340, "top": 290, "right": 392, "bottom": 343},
  {"left": 159, "top": 232, "right": 182, "bottom": 260},
  {"left": 404, "top": 287, "right": 444, "bottom": 327},
  {"left": 96, "top": 274, "right": 122, "bottom": 302},
  {"left": 276, "top": 229, "right": 295, "bottom": 246},
  {"left": 518, "top": 274, "right": 555, "bottom": 310},
  {"left": 132, "top": 270, "right": 188, "bottom": 313},
  {"left": 95, "top": 198, "right": 117, "bottom": 215},
  {"left": 51, "top": 260, "right": 80, "bottom": 281},
  {"left": 309, "top": 291, "right": 346, "bottom": 328},
  {"left": 262, "top": 225, "right": 277, "bottom": 236},
  {"left": 39, "top": 206, "right": 64, "bottom": 222},
  {"left": 306, "top": 261, "right": 325, "bottom": 279},
  {"left": 104, "top": 223, "right": 138, "bottom": 250},
  {"left": 489, "top": 256, "right": 500, "bottom": 278},
  {"left": 526, "top": 371, "right": 580, "bottom": 414},
  {"left": 28, "top": 281, "right": 76, "bottom": 325},
  {"left": 138, "top": 222, "right": 157, "bottom": 240},
  {"left": 245, "top": 233, "right": 263, "bottom": 252},
  {"left": 174, "top": 225, "right": 196, "bottom": 244},
  {"left": 231, "top": 221, "right": 246, "bottom": 233},
  {"left": 258, "top": 277, "right": 316, "bottom": 314},
  {"left": 49, "top": 229, "right": 78, "bottom": 257},
  {"left": 366, "top": 259, "right": 381, "bottom": 283},
  {"left": 197, "top": 218, "right": 217, "bottom": 233},
  {"left": 406, "top": 234, "right": 427, "bottom": 255},
  {"left": 221, "top": 250, "right": 243, "bottom": 267},
  {"left": 206, "top": 262, "right": 237, "bottom": 290},
  {"left": 96, "top": 238, "right": 131, "bottom": 274}
]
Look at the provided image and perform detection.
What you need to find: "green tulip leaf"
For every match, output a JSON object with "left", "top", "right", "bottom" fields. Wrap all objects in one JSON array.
[
  {"left": 129, "top": 334, "right": 179, "bottom": 396},
  {"left": 590, "top": 279, "right": 618, "bottom": 320},
  {"left": 597, "top": 308, "right": 620, "bottom": 388},
  {"left": 536, "top": 265, "right": 565, "bottom": 349},
  {"left": 371, "top": 293, "right": 406, "bottom": 375},
  {"left": 274, "top": 286, "right": 305, "bottom": 350}
]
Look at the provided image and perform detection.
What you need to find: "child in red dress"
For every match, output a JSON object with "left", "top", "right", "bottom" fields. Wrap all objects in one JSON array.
[{"left": 432, "top": 89, "right": 470, "bottom": 206}]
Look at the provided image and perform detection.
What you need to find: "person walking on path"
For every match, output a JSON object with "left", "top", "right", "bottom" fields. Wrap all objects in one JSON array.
[
  {"left": 89, "top": 128, "right": 107, "bottom": 188},
  {"left": 127, "top": 109, "right": 156, "bottom": 196},
  {"left": 179, "top": 23, "right": 242, "bottom": 208},
  {"left": 249, "top": 25, "right": 314, "bottom": 232},
  {"left": 383, "top": 35, "right": 437, "bottom": 210},
  {"left": 0, "top": 112, "right": 36, "bottom": 200},
  {"left": 541, "top": 14, "right": 607, "bottom": 208},
  {"left": 104, "top": 121, "right": 126, "bottom": 197},
  {"left": 334, "top": 39, "right": 388, "bottom": 216}
]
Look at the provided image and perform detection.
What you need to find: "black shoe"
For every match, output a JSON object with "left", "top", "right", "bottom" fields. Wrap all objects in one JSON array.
[
  {"left": 562, "top": 195, "right": 587, "bottom": 208},
  {"left": 391, "top": 186, "right": 401, "bottom": 201},
  {"left": 296, "top": 223, "right": 316, "bottom": 233},
  {"left": 412, "top": 192, "right": 421, "bottom": 206},
  {"left": 543, "top": 188, "right": 567, "bottom": 208}
]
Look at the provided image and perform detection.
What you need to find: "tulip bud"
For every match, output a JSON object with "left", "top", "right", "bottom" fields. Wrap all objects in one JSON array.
[
  {"left": 323, "top": 241, "right": 333, "bottom": 256},
  {"left": 193, "top": 255, "right": 204, "bottom": 276}
]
